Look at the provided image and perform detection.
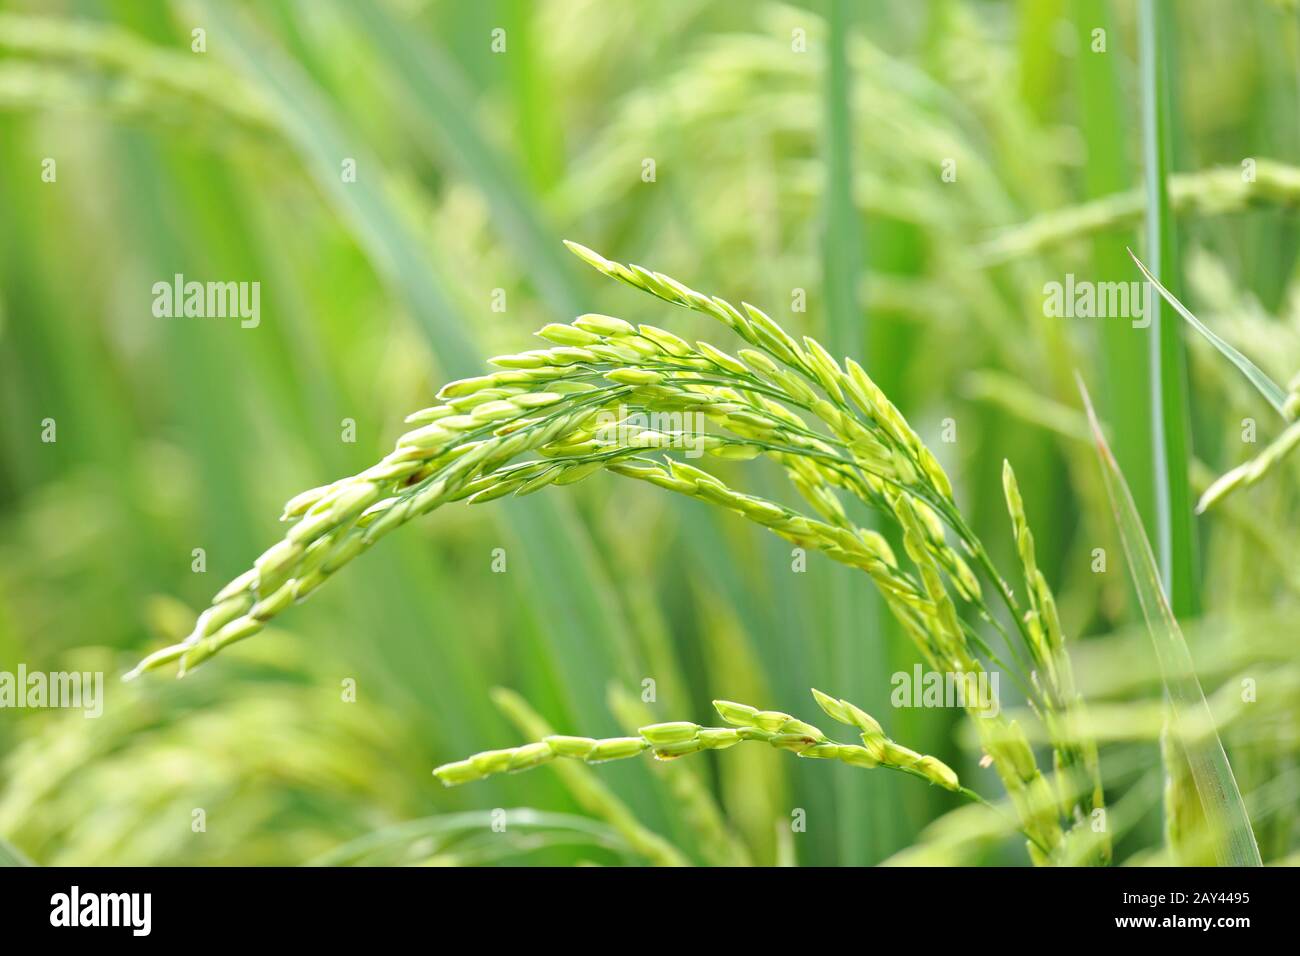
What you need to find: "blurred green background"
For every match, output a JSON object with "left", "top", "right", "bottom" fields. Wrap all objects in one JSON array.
[{"left": 1, "top": 0, "right": 1298, "bottom": 866}]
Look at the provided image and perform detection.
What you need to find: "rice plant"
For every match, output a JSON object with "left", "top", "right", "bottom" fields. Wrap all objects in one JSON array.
[
  {"left": 3, "top": 0, "right": 1299, "bottom": 871},
  {"left": 124, "top": 242, "right": 1124, "bottom": 864}
]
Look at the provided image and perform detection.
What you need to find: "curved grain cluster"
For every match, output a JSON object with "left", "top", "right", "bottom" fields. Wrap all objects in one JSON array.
[{"left": 129, "top": 241, "right": 1107, "bottom": 864}]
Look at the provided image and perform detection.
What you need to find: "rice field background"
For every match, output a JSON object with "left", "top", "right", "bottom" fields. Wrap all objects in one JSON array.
[{"left": 1, "top": 0, "right": 1298, "bottom": 867}]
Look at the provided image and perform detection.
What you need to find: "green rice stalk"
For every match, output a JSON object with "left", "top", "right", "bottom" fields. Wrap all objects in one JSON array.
[
  {"left": 1140, "top": 0, "right": 1200, "bottom": 622},
  {"left": 821, "top": 0, "right": 880, "bottom": 864}
]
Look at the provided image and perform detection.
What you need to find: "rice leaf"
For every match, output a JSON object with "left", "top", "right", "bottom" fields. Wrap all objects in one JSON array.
[
  {"left": 1128, "top": 249, "right": 1291, "bottom": 419},
  {"left": 1073, "top": 0, "right": 1158, "bottom": 550},
  {"left": 1078, "top": 375, "right": 1261, "bottom": 867},
  {"left": 305, "top": 808, "right": 627, "bottom": 867},
  {"left": 1138, "top": 0, "right": 1199, "bottom": 619}
]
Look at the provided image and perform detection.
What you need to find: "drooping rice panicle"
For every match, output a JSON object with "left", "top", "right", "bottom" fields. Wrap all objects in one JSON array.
[{"left": 127, "top": 241, "right": 1103, "bottom": 865}]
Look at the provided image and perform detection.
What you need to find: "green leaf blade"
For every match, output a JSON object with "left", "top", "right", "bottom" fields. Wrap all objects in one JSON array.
[
  {"left": 1079, "top": 375, "right": 1261, "bottom": 867},
  {"left": 1128, "top": 248, "right": 1291, "bottom": 419}
]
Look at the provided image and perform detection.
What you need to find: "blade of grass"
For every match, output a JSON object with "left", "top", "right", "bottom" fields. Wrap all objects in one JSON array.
[
  {"left": 344, "top": 1, "right": 726, "bottom": 841},
  {"left": 1138, "top": 0, "right": 1200, "bottom": 619},
  {"left": 305, "top": 808, "right": 626, "bottom": 866},
  {"left": 821, "top": 0, "right": 892, "bottom": 865},
  {"left": 1128, "top": 249, "right": 1292, "bottom": 419},
  {"left": 1075, "top": 0, "right": 1163, "bottom": 857},
  {"left": 188, "top": 2, "right": 475, "bottom": 372},
  {"left": 1079, "top": 375, "right": 1261, "bottom": 866},
  {"left": 1074, "top": 0, "right": 1157, "bottom": 541}
]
